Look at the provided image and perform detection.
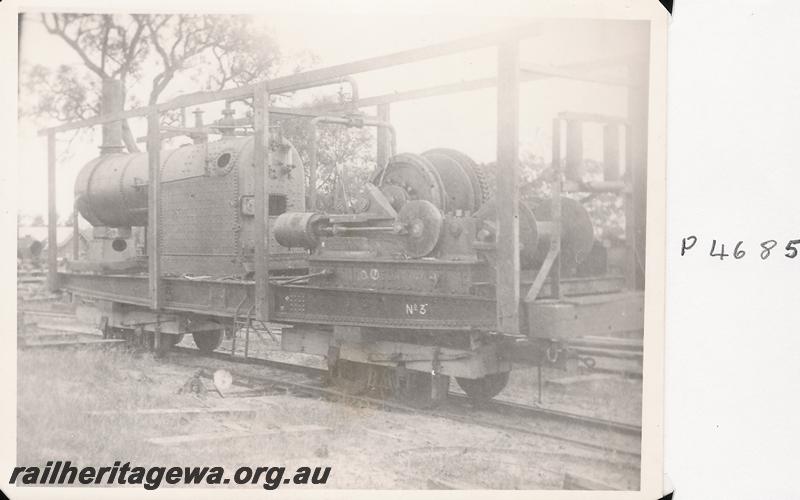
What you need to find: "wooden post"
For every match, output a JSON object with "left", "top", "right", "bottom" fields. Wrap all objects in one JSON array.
[
  {"left": 564, "top": 119, "right": 583, "bottom": 182},
  {"left": 147, "top": 111, "right": 162, "bottom": 310},
  {"left": 624, "top": 124, "right": 637, "bottom": 290},
  {"left": 153, "top": 315, "right": 163, "bottom": 355},
  {"left": 253, "top": 83, "right": 271, "bottom": 322},
  {"left": 308, "top": 120, "right": 318, "bottom": 211},
  {"left": 603, "top": 124, "right": 621, "bottom": 181},
  {"left": 377, "top": 103, "right": 392, "bottom": 168},
  {"left": 550, "top": 118, "right": 563, "bottom": 299},
  {"left": 628, "top": 57, "right": 649, "bottom": 290},
  {"left": 46, "top": 131, "right": 58, "bottom": 292},
  {"left": 495, "top": 40, "right": 520, "bottom": 334},
  {"left": 72, "top": 209, "right": 79, "bottom": 260}
]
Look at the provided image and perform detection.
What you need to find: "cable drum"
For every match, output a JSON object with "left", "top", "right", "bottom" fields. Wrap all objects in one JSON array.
[
  {"left": 528, "top": 196, "right": 595, "bottom": 274},
  {"left": 371, "top": 153, "right": 446, "bottom": 211},
  {"left": 421, "top": 148, "right": 484, "bottom": 213},
  {"left": 474, "top": 199, "right": 540, "bottom": 269}
]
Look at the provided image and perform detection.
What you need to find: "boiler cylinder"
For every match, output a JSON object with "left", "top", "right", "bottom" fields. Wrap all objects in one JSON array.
[
  {"left": 74, "top": 141, "right": 219, "bottom": 227},
  {"left": 74, "top": 136, "right": 303, "bottom": 228}
]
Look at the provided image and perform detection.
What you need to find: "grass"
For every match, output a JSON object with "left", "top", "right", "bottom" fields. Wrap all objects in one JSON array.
[
  {"left": 16, "top": 345, "right": 378, "bottom": 486},
  {"left": 17, "top": 347, "right": 203, "bottom": 466}
]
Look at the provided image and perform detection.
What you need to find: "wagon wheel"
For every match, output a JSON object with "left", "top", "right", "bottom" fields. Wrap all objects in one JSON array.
[
  {"left": 393, "top": 370, "right": 450, "bottom": 408},
  {"left": 456, "top": 371, "right": 510, "bottom": 402},
  {"left": 165, "top": 333, "right": 184, "bottom": 347},
  {"left": 328, "top": 360, "right": 371, "bottom": 395},
  {"left": 192, "top": 330, "right": 223, "bottom": 353}
]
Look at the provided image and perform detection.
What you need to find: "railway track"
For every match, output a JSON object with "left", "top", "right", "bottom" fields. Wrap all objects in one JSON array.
[
  {"left": 18, "top": 312, "right": 642, "bottom": 461},
  {"left": 172, "top": 345, "right": 640, "bottom": 436},
  {"left": 19, "top": 308, "right": 74, "bottom": 318},
  {"left": 167, "top": 346, "right": 641, "bottom": 460}
]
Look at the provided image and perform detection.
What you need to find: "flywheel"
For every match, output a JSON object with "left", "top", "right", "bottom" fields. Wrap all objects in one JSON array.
[{"left": 397, "top": 199, "right": 444, "bottom": 258}]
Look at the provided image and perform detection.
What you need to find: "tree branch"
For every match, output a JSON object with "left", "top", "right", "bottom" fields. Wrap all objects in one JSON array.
[
  {"left": 41, "top": 13, "right": 108, "bottom": 79},
  {"left": 121, "top": 119, "right": 140, "bottom": 153}
]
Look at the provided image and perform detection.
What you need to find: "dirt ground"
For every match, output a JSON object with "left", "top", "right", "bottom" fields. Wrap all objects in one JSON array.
[{"left": 17, "top": 338, "right": 641, "bottom": 490}]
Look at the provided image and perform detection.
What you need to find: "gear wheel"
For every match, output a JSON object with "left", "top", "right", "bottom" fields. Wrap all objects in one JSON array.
[{"left": 471, "top": 162, "right": 496, "bottom": 207}]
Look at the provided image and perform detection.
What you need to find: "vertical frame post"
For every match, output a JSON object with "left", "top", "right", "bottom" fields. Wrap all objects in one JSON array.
[
  {"left": 624, "top": 124, "right": 637, "bottom": 289},
  {"left": 550, "top": 117, "right": 563, "bottom": 299},
  {"left": 147, "top": 111, "right": 162, "bottom": 309},
  {"left": 72, "top": 209, "right": 79, "bottom": 260},
  {"left": 376, "top": 103, "right": 392, "bottom": 167},
  {"left": 603, "top": 124, "right": 621, "bottom": 181},
  {"left": 628, "top": 58, "right": 649, "bottom": 290},
  {"left": 495, "top": 40, "right": 521, "bottom": 334},
  {"left": 46, "top": 131, "right": 58, "bottom": 292},
  {"left": 253, "top": 83, "right": 271, "bottom": 321},
  {"left": 564, "top": 119, "right": 583, "bottom": 182},
  {"left": 307, "top": 120, "right": 318, "bottom": 211}
]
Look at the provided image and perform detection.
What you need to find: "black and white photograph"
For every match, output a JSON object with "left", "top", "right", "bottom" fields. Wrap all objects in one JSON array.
[{"left": 4, "top": 1, "right": 668, "bottom": 497}]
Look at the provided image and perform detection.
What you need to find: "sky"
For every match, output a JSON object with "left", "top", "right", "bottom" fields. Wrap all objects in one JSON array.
[{"left": 17, "top": 13, "right": 644, "bottom": 221}]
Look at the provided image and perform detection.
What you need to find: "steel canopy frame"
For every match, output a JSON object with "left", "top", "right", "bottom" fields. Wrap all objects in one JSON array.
[
  {"left": 37, "top": 23, "right": 547, "bottom": 137},
  {"left": 41, "top": 21, "right": 643, "bottom": 335}
]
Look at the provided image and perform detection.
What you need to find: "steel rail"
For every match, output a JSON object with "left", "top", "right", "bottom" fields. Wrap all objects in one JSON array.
[
  {"left": 168, "top": 345, "right": 641, "bottom": 458},
  {"left": 449, "top": 393, "right": 641, "bottom": 436}
]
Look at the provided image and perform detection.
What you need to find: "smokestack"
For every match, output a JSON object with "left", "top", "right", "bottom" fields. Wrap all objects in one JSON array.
[{"left": 99, "top": 78, "right": 125, "bottom": 155}]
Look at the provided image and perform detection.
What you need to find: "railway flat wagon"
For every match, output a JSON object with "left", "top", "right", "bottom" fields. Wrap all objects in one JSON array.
[{"left": 42, "top": 23, "right": 648, "bottom": 404}]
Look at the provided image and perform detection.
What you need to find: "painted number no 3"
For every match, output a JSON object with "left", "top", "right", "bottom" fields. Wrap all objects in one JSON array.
[{"left": 405, "top": 303, "right": 429, "bottom": 315}]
